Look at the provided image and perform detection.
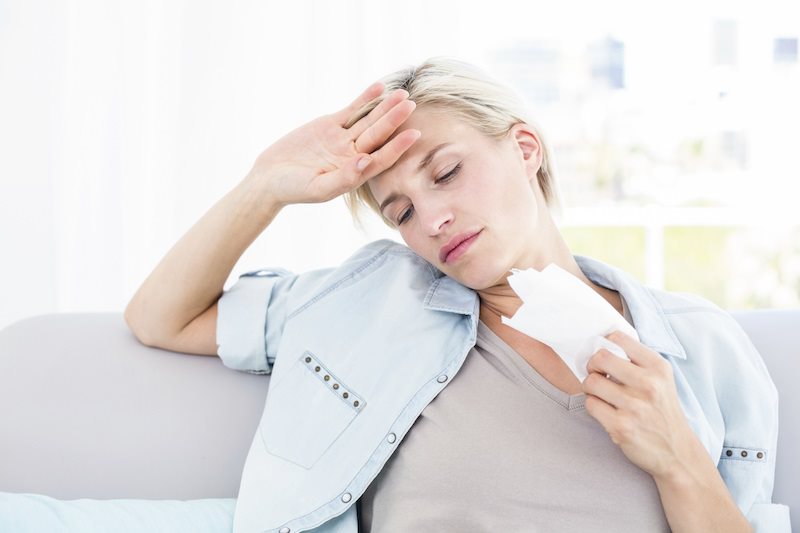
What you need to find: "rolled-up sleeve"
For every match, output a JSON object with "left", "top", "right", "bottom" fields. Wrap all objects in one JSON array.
[
  {"left": 714, "top": 312, "right": 793, "bottom": 532},
  {"left": 216, "top": 268, "right": 297, "bottom": 375}
]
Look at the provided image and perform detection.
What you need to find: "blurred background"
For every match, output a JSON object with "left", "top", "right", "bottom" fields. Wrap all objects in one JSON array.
[{"left": 1, "top": 0, "right": 799, "bottom": 331}]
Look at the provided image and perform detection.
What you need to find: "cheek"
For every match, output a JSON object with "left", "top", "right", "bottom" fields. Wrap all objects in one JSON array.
[
  {"left": 475, "top": 174, "right": 514, "bottom": 211},
  {"left": 400, "top": 233, "right": 429, "bottom": 261},
  {"left": 464, "top": 169, "right": 499, "bottom": 202},
  {"left": 484, "top": 176, "right": 537, "bottom": 231}
]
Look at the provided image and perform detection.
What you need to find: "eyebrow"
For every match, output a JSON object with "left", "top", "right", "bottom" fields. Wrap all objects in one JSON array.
[{"left": 378, "top": 142, "right": 453, "bottom": 215}]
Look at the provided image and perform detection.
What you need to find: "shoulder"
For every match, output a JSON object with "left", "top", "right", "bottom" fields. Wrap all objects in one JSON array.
[
  {"left": 646, "top": 288, "right": 779, "bottom": 460},
  {"left": 335, "top": 238, "right": 440, "bottom": 281},
  {"left": 275, "top": 239, "right": 439, "bottom": 312},
  {"left": 347, "top": 238, "right": 436, "bottom": 267},
  {"left": 647, "top": 286, "right": 747, "bottom": 345},
  {"left": 647, "top": 285, "right": 776, "bottom": 404}
]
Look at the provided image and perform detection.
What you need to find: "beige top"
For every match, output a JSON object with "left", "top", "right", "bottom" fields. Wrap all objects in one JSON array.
[{"left": 357, "top": 297, "right": 671, "bottom": 532}]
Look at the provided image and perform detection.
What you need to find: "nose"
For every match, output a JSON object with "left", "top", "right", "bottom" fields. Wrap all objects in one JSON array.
[{"left": 419, "top": 198, "right": 454, "bottom": 237}]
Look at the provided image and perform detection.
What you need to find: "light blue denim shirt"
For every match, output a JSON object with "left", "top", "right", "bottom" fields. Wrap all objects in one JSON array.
[{"left": 216, "top": 239, "right": 790, "bottom": 533}]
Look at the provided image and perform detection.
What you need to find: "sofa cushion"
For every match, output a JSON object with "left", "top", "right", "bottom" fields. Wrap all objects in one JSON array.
[{"left": 0, "top": 492, "right": 234, "bottom": 533}]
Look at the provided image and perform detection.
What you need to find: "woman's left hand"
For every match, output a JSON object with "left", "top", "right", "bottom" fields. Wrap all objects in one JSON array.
[{"left": 581, "top": 330, "right": 698, "bottom": 480}]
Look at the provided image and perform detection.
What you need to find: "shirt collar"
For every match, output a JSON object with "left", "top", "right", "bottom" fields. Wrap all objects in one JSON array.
[
  {"left": 423, "top": 255, "right": 687, "bottom": 360},
  {"left": 574, "top": 255, "right": 687, "bottom": 360}
]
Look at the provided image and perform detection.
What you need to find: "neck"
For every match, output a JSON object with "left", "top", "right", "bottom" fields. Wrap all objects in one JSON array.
[{"left": 477, "top": 234, "right": 623, "bottom": 325}]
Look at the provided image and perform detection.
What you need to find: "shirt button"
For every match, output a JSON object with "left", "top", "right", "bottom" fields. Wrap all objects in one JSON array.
[
  {"left": 387, "top": 433, "right": 397, "bottom": 444},
  {"left": 341, "top": 493, "right": 352, "bottom": 503},
  {"left": 437, "top": 375, "right": 448, "bottom": 383},
  {"left": 741, "top": 450, "right": 748, "bottom": 457},
  {"left": 279, "top": 528, "right": 290, "bottom": 533},
  {"left": 725, "top": 450, "right": 732, "bottom": 457},
  {"left": 757, "top": 452, "right": 764, "bottom": 459}
]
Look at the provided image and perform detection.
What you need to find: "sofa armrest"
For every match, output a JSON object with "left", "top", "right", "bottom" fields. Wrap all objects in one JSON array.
[{"left": 0, "top": 313, "right": 269, "bottom": 500}]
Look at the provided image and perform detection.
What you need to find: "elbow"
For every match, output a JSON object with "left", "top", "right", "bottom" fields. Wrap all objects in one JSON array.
[{"left": 123, "top": 305, "right": 155, "bottom": 347}]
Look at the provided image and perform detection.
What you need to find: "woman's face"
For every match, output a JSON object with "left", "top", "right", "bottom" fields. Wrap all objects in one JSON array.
[{"left": 367, "top": 105, "right": 552, "bottom": 290}]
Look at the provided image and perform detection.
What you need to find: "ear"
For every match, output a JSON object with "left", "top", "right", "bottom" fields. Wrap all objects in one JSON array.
[{"left": 509, "top": 123, "right": 543, "bottom": 181}]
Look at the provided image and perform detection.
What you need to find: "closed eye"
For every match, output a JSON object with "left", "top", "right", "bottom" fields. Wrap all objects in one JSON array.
[{"left": 396, "top": 162, "right": 462, "bottom": 226}]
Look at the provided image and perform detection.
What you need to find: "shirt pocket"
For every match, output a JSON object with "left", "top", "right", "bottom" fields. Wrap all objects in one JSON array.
[{"left": 259, "top": 350, "right": 366, "bottom": 469}]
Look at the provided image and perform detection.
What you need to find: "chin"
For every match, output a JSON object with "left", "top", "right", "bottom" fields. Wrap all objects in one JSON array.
[{"left": 445, "top": 267, "right": 498, "bottom": 291}]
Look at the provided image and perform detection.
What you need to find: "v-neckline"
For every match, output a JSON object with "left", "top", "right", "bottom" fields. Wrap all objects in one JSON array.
[{"left": 476, "top": 319, "right": 587, "bottom": 412}]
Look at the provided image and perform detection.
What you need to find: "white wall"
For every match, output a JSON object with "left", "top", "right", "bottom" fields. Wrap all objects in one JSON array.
[
  {"left": 2, "top": 0, "right": 798, "bottom": 331},
  {"left": 0, "top": 0, "right": 469, "bottom": 330}
]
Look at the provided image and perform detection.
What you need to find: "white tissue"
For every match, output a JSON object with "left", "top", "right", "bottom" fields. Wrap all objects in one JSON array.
[{"left": 499, "top": 264, "right": 639, "bottom": 383}]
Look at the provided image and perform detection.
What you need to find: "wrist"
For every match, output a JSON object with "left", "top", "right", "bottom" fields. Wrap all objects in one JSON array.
[
  {"left": 659, "top": 433, "right": 718, "bottom": 491},
  {"left": 238, "top": 171, "right": 287, "bottom": 218}
]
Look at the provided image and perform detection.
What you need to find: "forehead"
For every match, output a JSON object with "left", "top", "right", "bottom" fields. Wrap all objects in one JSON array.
[{"left": 367, "top": 108, "right": 478, "bottom": 199}]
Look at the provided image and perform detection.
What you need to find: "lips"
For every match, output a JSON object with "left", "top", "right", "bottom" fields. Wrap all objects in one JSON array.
[{"left": 439, "top": 229, "right": 482, "bottom": 263}]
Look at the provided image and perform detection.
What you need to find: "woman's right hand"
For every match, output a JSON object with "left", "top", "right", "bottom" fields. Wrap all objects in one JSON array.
[{"left": 246, "top": 82, "right": 421, "bottom": 207}]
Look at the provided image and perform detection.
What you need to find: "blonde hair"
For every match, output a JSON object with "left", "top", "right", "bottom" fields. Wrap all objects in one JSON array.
[{"left": 343, "top": 56, "right": 564, "bottom": 231}]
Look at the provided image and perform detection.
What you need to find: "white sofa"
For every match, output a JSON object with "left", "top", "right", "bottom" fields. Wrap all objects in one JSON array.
[{"left": 0, "top": 310, "right": 796, "bottom": 527}]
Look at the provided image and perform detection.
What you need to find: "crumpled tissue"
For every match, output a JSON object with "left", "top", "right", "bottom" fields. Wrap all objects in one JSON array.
[{"left": 499, "top": 263, "right": 639, "bottom": 383}]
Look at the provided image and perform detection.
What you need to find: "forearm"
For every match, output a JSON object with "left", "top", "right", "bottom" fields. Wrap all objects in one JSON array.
[
  {"left": 124, "top": 173, "right": 284, "bottom": 343},
  {"left": 653, "top": 437, "right": 753, "bottom": 533}
]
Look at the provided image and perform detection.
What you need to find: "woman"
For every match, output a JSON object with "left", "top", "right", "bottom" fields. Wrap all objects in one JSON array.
[{"left": 125, "top": 57, "right": 787, "bottom": 532}]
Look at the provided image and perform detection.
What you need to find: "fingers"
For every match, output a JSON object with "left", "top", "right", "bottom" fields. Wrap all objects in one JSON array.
[
  {"left": 327, "top": 81, "right": 423, "bottom": 196},
  {"left": 332, "top": 81, "right": 385, "bottom": 126},
  {"left": 359, "top": 128, "right": 421, "bottom": 179},
  {"left": 354, "top": 98, "right": 417, "bottom": 155},
  {"left": 587, "top": 348, "right": 639, "bottom": 386},
  {"left": 347, "top": 88, "right": 410, "bottom": 140},
  {"left": 605, "top": 331, "right": 658, "bottom": 368},
  {"left": 582, "top": 371, "right": 627, "bottom": 408},
  {"left": 326, "top": 129, "right": 419, "bottom": 201}
]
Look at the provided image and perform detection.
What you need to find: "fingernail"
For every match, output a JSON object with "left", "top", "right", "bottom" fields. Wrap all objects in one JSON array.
[{"left": 357, "top": 156, "right": 371, "bottom": 171}]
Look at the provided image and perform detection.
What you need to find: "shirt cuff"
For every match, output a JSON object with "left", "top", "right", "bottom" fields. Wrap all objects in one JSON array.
[
  {"left": 747, "top": 502, "right": 792, "bottom": 532},
  {"left": 216, "top": 270, "right": 287, "bottom": 374}
]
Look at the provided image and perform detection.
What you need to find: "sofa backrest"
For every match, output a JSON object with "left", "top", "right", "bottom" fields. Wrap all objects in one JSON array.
[
  {"left": 0, "top": 310, "right": 796, "bottom": 526},
  {"left": 0, "top": 313, "right": 269, "bottom": 500}
]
